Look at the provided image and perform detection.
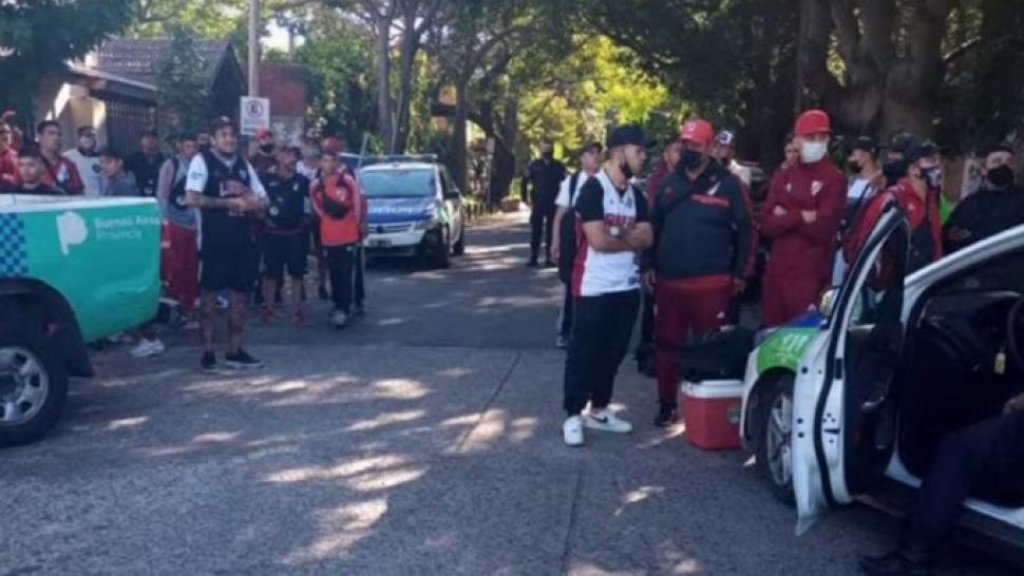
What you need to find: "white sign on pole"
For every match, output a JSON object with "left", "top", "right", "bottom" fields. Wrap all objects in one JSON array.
[{"left": 239, "top": 96, "right": 270, "bottom": 136}]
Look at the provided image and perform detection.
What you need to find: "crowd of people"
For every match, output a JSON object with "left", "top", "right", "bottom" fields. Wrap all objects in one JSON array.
[
  {"left": 523, "top": 110, "right": 1024, "bottom": 575},
  {"left": 1, "top": 115, "right": 370, "bottom": 370}
]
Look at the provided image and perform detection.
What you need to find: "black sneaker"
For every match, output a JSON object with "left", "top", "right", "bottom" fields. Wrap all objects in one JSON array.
[
  {"left": 543, "top": 259, "right": 556, "bottom": 268},
  {"left": 225, "top": 349, "right": 264, "bottom": 370},
  {"left": 653, "top": 405, "right": 677, "bottom": 428},
  {"left": 200, "top": 351, "right": 217, "bottom": 372},
  {"left": 526, "top": 259, "right": 539, "bottom": 268}
]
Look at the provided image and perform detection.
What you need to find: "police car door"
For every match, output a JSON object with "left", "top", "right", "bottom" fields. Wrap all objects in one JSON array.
[{"left": 792, "top": 200, "right": 910, "bottom": 534}]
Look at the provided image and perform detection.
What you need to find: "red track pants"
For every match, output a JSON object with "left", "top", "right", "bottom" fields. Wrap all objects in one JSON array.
[
  {"left": 654, "top": 275, "right": 733, "bottom": 408},
  {"left": 166, "top": 224, "right": 199, "bottom": 314},
  {"left": 760, "top": 272, "right": 823, "bottom": 328}
]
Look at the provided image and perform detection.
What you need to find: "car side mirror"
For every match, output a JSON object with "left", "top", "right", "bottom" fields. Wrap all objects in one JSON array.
[{"left": 817, "top": 288, "right": 838, "bottom": 318}]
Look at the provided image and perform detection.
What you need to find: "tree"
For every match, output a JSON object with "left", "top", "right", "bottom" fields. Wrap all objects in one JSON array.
[
  {"left": 0, "top": 0, "right": 135, "bottom": 112},
  {"left": 155, "top": 25, "right": 211, "bottom": 133},
  {"left": 129, "top": 0, "right": 249, "bottom": 38}
]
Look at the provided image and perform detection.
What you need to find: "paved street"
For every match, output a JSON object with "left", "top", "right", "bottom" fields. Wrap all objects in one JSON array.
[{"left": 2, "top": 214, "right": 1015, "bottom": 576}]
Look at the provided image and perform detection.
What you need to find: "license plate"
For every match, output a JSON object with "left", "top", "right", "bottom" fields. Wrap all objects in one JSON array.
[{"left": 369, "top": 238, "right": 391, "bottom": 248}]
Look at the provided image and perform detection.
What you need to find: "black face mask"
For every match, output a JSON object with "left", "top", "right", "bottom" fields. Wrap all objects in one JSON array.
[
  {"left": 619, "top": 158, "right": 634, "bottom": 180},
  {"left": 260, "top": 143, "right": 275, "bottom": 154},
  {"left": 987, "top": 165, "right": 1015, "bottom": 189},
  {"left": 848, "top": 161, "right": 862, "bottom": 174},
  {"left": 680, "top": 149, "right": 703, "bottom": 171},
  {"left": 883, "top": 160, "right": 908, "bottom": 185},
  {"left": 542, "top": 150, "right": 554, "bottom": 160}
]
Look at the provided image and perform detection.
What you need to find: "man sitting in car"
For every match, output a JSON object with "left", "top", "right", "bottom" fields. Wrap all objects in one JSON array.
[{"left": 859, "top": 388, "right": 1024, "bottom": 575}]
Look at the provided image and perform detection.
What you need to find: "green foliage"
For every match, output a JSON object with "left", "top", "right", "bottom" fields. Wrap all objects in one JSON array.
[
  {"left": 0, "top": 0, "right": 135, "bottom": 110},
  {"left": 293, "top": 14, "right": 377, "bottom": 151},
  {"left": 155, "top": 25, "right": 210, "bottom": 134},
  {"left": 130, "top": 0, "right": 249, "bottom": 39}
]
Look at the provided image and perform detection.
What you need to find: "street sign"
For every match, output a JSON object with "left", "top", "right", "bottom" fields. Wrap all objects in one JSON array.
[{"left": 239, "top": 96, "right": 270, "bottom": 136}]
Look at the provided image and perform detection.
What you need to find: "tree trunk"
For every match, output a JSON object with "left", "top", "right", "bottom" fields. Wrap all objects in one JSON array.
[
  {"left": 451, "top": 79, "right": 470, "bottom": 194},
  {"left": 392, "top": 10, "right": 419, "bottom": 154},
  {"left": 488, "top": 98, "right": 519, "bottom": 205},
  {"left": 375, "top": 17, "right": 393, "bottom": 153}
]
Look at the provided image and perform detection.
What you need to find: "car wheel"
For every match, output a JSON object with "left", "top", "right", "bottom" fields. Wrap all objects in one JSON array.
[
  {"left": 0, "top": 319, "right": 68, "bottom": 447},
  {"left": 427, "top": 229, "right": 450, "bottom": 269},
  {"left": 755, "top": 374, "right": 796, "bottom": 505},
  {"left": 452, "top": 227, "right": 465, "bottom": 256}
]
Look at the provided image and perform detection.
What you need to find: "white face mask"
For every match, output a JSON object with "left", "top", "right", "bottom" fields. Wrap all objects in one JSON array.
[{"left": 800, "top": 140, "right": 828, "bottom": 164}]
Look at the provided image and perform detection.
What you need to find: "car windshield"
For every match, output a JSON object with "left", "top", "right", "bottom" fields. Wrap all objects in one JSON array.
[{"left": 360, "top": 169, "right": 435, "bottom": 197}]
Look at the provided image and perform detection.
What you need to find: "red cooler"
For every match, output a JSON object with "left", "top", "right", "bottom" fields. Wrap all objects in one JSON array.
[{"left": 681, "top": 380, "right": 743, "bottom": 451}]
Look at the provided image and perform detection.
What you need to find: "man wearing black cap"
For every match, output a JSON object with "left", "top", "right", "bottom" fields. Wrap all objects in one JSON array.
[
  {"left": 551, "top": 141, "right": 602, "bottom": 349},
  {"left": 845, "top": 141, "right": 944, "bottom": 274},
  {"left": 126, "top": 129, "right": 166, "bottom": 197},
  {"left": 882, "top": 132, "right": 918, "bottom": 188},
  {"left": 833, "top": 136, "right": 885, "bottom": 284},
  {"left": 562, "top": 125, "right": 653, "bottom": 447},
  {"left": 522, "top": 138, "right": 567, "bottom": 267}
]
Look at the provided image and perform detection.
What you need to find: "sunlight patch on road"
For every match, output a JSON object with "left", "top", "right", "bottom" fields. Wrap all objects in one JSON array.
[
  {"left": 372, "top": 378, "right": 428, "bottom": 400},
  {"left": 105, "top": 416, "right": 148, "bottom": 431},
  {"left": 452, "top": 409, "right": 507, "bottom": 454},
  {"left": 281, "top": 498, "right": 388, "bottom": 564},
  {"left": 345, "top": 409, "right": 426, "bottom": 432}
]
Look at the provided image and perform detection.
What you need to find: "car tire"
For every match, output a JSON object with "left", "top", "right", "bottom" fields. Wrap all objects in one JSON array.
[
  {"left": 755, "top": 374, "right": 796, "bottom": 506},
  {"left": 452, "top": 227, "right": 465, "bottom": 256},
  {"left": 0, "top": 317, "right": 68, "bottom": 447}
]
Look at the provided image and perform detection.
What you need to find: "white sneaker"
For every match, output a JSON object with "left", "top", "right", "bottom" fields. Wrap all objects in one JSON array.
[
  {"left": 585, "top": 409, "right": 633, "bottom": 434},
  {"left": 129, "top": 339, "right": 165, "bottom": 358},
  {"left": 331, "top": 310, "right": 349, "bottom": 328},
  {"left": 563, "top": 415, "right": 585, "bottom": 446}
]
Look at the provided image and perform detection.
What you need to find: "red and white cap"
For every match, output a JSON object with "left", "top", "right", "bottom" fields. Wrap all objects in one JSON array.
[
  {"left": 794, "top": 109, "right": 832, "bottom": 136},
  {"left": 679, "top": 119, "right": 715, "bottom": 145}
]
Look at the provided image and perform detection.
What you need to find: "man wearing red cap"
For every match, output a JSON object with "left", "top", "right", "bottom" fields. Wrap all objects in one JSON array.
[
  {"left": 647, "top": 119, "right": 755, "bottom": 426},
  {"left": 761, "top": 109, "right": 847, "bottom": 327},
  {"left": 250, "top": 128, "right": 277, "bottom": 175}
]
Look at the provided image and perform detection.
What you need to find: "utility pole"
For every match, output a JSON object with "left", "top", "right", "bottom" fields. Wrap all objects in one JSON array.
[{"left": 248, "top": 0, "right": 260, "bottom": 97}]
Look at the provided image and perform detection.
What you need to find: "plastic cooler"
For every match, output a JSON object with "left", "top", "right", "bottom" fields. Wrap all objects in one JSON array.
[{"left": 680, "top": 380, "right": 744, "bottom": 451}]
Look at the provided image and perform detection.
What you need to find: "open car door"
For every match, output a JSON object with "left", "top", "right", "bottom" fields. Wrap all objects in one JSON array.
[{"left": 792, "top": 200, "right": 911, "bottom": 534}]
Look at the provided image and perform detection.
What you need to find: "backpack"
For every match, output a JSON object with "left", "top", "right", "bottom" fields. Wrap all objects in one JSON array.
[{"left": 557, "top": 172, "right": 582, "bottom": 284}]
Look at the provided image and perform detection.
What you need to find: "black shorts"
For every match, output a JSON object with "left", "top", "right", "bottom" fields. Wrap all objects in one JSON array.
[
  {"left": 200, "top": 239, "right": 259, "bottom": 293},
  {"left": 263, "top": 232, "right": 307, "bottom": 280}
]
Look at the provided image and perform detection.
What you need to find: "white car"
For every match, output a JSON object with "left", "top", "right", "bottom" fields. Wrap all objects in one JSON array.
[
  {"left": 740, "top": 201, "right": 1024, "bottom": 550},
  {"left": 360, "top": 162, "right": 466, "bottom": 269}
]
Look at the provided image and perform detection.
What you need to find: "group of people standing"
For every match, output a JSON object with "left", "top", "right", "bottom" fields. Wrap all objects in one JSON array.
[
  {"left": 1, "top": 116, "right": 371, "bottom": 371},
  {"left": 527, "top": 109, "right": 1023, "bottom": 447}
]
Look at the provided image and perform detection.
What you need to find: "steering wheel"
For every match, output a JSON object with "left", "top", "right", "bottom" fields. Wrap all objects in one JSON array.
[{"left": 1006, "top": 298, "right": 1024, "bottom": 374}]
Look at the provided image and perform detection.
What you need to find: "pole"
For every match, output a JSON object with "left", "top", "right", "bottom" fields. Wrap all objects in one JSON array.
[{"left": 248, "top": 0, "right": 260, "bottom": 97}]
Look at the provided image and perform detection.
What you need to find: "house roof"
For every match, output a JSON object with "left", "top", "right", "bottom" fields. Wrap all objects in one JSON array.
[
  {"left": 258, "top": 63, "right": 307, "bottom": 117},
  {"left": 93, "top": 37, "right": 240, "bottom": 91}
]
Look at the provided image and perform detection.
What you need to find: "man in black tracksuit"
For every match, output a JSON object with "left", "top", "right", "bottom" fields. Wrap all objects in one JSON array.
[
  {"left": 944, "top": 146, "right": 1024, "bottom": 254},
  {"left": 647, "top": 119, "right": 754, "bottom": 427},
  {"left": 522, "top": 138, "right": 566, "bottom": 267}
]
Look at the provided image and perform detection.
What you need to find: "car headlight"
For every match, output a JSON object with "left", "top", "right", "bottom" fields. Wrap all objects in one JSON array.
[{"left": 413, "top": 216, "right": 436, "bottom": 231}]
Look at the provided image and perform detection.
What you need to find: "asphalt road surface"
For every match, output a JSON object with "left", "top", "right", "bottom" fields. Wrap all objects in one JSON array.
[{"left": 3, "top": 213, "right": 1016, "bottom": 575}]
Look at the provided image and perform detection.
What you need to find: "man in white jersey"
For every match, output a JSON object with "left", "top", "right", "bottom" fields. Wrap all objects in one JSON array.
[{"left": 562, "top": 125, "right": 654, "bottom": 447}]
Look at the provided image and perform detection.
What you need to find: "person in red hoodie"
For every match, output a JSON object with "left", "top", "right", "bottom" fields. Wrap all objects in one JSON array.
[
  {"left": 311, "top": 148, "right": 361, "bottom": 328},
  {"left": 844, "top": 141, "right": 944, "bottom": 275},
  {"left": 760, "top": 110, "right": 847, "bottom": 327}
]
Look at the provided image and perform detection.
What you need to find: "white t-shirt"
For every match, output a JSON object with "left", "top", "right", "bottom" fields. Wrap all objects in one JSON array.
[
  {"left": 186, "top": 153, "right": 267, "bottom": 198},
  {"left": 63, "top": 148, "right": 103, "bottom": 197},
  {"left": 572, "top": 170, "right": 649, "bottom": 297},
  {"left": 555, "top": 171, "right": 594, "bottom": 209},
  {"left": 847, "top": 177, "right": 873, "bottom": 203}
]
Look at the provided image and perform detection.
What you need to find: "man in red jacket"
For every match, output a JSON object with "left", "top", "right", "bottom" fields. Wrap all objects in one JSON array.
[
  {"left": 761, "top": 110, "right": 847, "bottom": 327},
  {"left": 844, "top": 141, "right": 944, "bottom": 275}
]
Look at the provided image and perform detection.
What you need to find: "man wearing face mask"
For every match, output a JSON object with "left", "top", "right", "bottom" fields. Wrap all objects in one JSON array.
[
  {"left": 944, "top": 146, "right": 1024, "bottom": 254},
  {"left": 646, "top": 119, "right": 754, "bottom": 426},
  {"left": 250, "top": 129, "right": 277, "bottom": 175},
  {"left": 832, "top": 137, "right": 885, "bottom": 285},
  {"left": 522, "top": 138, "right": 567, "bottom": 267},
  {"left": 846, "top": 142, "right": 944, "bottom": 274},
  {"left": 881, "top": 133, "right": 917, "bottom": 188},
  {"left": 63, "top": 126, "right": 103, "bottom": 197},
  {"left": 761, "top": 109, "right": 847, "bottom": 328},
  {"left": 562, "top": 125, "right": 654, "bottom": 447}
]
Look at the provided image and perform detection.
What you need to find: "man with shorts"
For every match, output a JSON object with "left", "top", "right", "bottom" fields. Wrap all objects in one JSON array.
[
  {"left": 261, "top": 146, "right": 311, "bottom": 324},
  {"left": 186, "top": 118, "right": 267, "bottom": 371}
]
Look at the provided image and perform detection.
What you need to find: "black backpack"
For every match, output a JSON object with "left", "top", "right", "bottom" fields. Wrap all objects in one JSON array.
[{"left": 558, "top": 172, "right": 583, "bottom": 284}]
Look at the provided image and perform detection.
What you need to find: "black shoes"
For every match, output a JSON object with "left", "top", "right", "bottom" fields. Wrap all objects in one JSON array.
[
  {"left": 201, "top": 351, "right": 217, "bottom": 372},
  {"left": 654, "top": 405, "right": 677, "bottom": 428},
  {"left": 543, "top": 259, "right": 556, "bottom": 268},
  {"left": 857, "top": 550, "right": 933, "bottom": 576},
  {"left": 225, "top": 349, "right": 264, "bottom": 369},
  {"left": 526, "top": 259, "right": 539, "bottom": 268}
]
